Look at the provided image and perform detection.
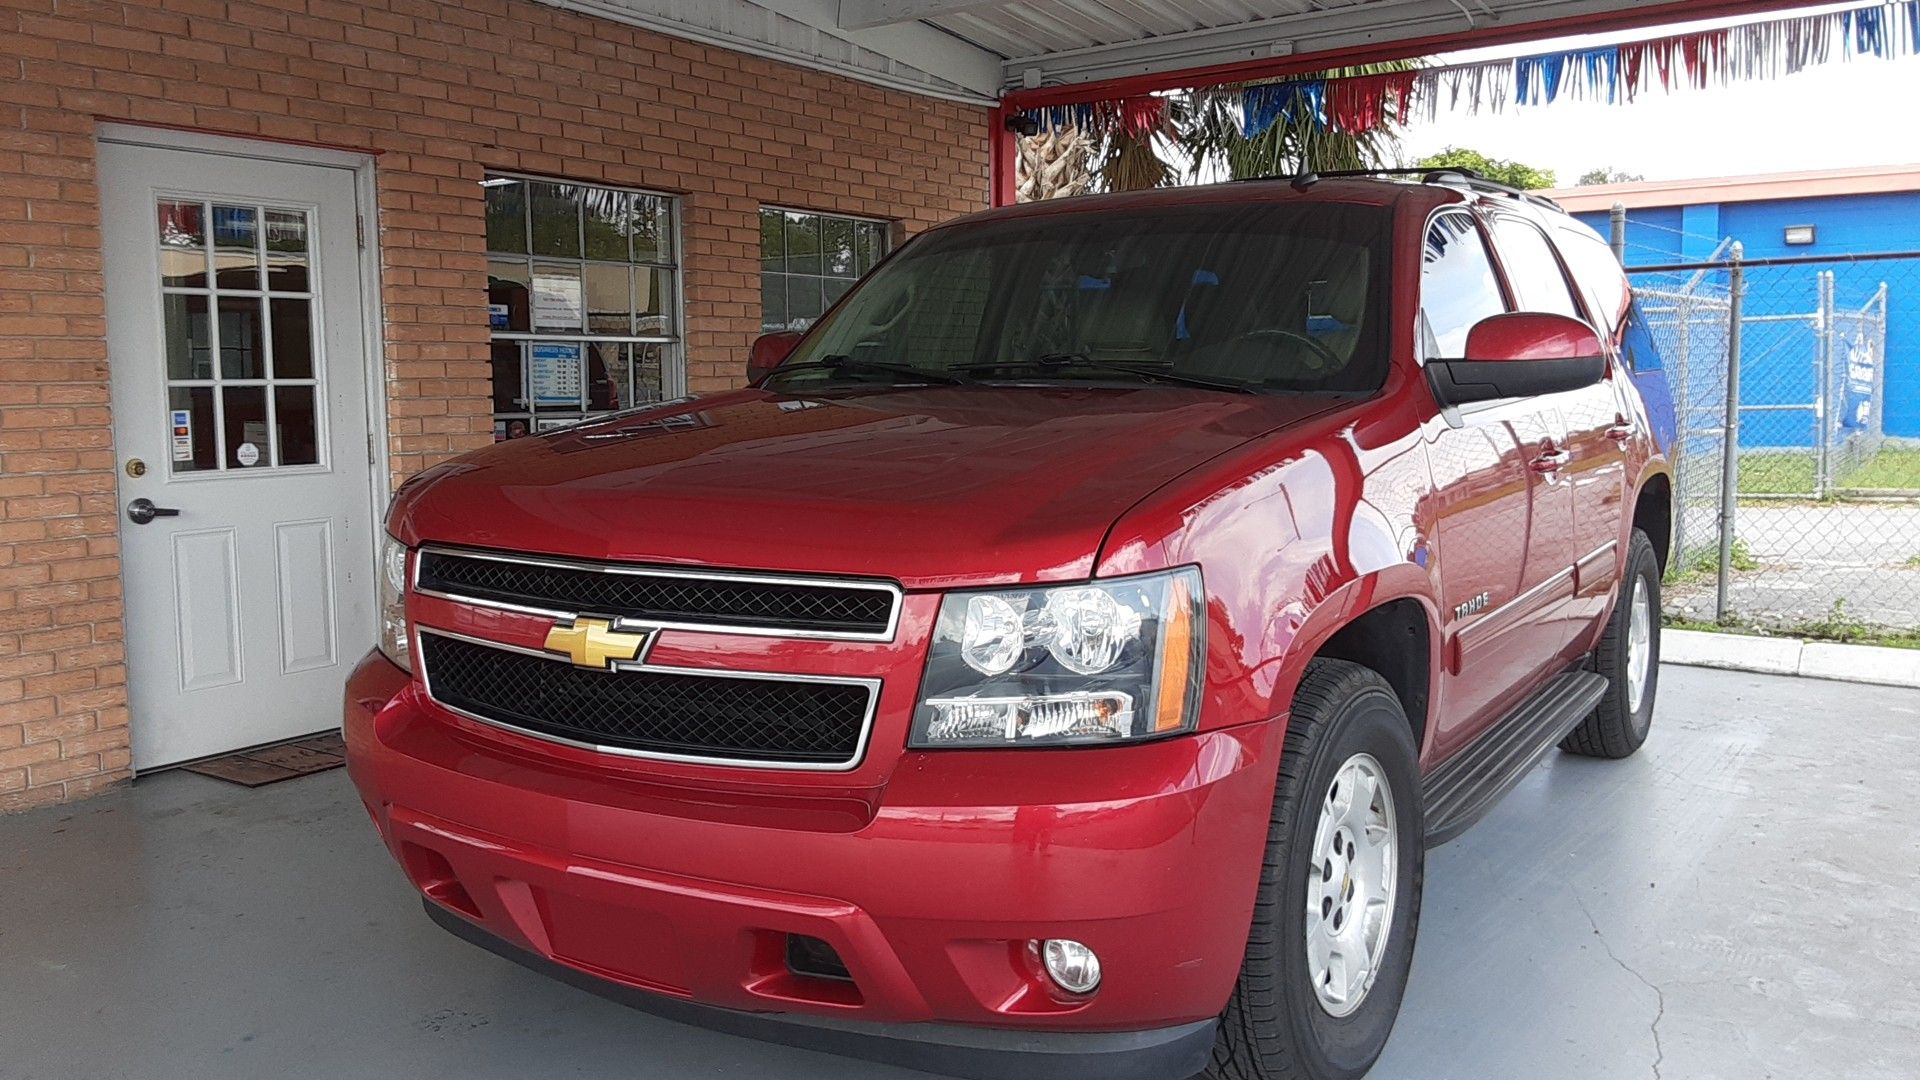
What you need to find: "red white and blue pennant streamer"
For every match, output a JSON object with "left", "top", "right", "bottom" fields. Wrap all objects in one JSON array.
[{"left": 1012, "top": 0, "right": 1920, "bottom": 141}]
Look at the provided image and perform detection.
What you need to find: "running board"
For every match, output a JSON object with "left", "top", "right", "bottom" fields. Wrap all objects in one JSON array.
[{"left": 1422, "top": 670, "right": 1608, "bottom": 846}]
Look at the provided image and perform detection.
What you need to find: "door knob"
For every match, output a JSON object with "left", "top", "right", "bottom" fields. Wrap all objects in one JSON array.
[
  {"left": 1529, "top": 449, "right": 1571, "bottom": 474},
  {"left": 126, "top": 497, "right": 181, "bottom": 525}
]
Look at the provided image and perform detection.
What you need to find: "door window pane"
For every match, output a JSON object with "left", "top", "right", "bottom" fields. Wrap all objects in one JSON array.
[
  {"left": 163, "top": 293, "right": 213, "bottom": 380},
  {"left": 270, "top": 298, "right": 313, "bottom": 379},
  {"left": 212, "top": 204, "right": 259, "bottom": 290},
  {"left": 264, "top": 209, "right": 310, "bottom": 292},
  {"left": 760, "top": 208, "right": 891, "bottom": 334},
  {"left": 1489, "top": 216, "right": 1582, "bottom": 319},
  {"left": 1420, "top": 214, "right": 1509, "bottom": 359},
  {"left": 168, "top": 386, "right": 217, "bottom": 472},
  {"left": 1552, "top": 226, "right": 1630, "bottom": 335},
  {"left": 275, "top": 385, "right": 320, "bottom": 466},
  {"left": 529, "top": 182, "right": 582, "bottom": 259},
  {"left": 158, "top": 200, "right": 208, "bottom": 287},
  {"left": 222, "top": 386, "right": 268, "bottom": 468},
  {"left": 218, "top": 296, "right": 266, "bottom": 379}
]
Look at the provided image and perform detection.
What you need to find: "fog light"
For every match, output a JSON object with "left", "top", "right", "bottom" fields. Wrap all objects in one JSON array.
[{"left": 1039, "top": 938, "right": 1101, "bottom": 995}]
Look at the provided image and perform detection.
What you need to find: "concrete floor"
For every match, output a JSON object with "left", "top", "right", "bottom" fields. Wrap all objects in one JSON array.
[{"left": 2, "top": 665, "right": 1917, "bottom": 1080}]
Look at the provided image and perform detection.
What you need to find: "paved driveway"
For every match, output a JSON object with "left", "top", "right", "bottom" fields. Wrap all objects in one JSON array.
[{"left": 2, "top": 666, "right": 1916, "bottom": 1080}]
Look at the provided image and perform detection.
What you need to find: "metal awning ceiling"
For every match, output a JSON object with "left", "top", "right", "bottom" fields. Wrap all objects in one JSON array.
[
  {"left": 904, "top": 0, "right": 1806, "bottom": 96},
  {"left": 549, "top": 0, "right": 1808, "bottom": 103}
]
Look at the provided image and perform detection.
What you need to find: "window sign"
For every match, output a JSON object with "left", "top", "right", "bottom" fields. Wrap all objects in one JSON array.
[
  {"left": 1842, "top": 330, "right": 1876, "bottom": 430},
  {"left": 532, "top": 265, "right": 584, "bottom": 332},
  {"left": 530, "top": 341, "right": 584, "bottom": 407}
]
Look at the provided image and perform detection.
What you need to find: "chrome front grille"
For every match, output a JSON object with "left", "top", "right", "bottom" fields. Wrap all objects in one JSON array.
[{"left": 414, "top": 547, "right": 900, "bottom": 640}]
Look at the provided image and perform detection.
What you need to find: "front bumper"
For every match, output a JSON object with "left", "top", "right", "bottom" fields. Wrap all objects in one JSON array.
[{"left": 344, "top": 650, "right": 1281, "bottom": 1078}]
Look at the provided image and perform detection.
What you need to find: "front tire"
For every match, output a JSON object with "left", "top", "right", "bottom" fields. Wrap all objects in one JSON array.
[
  {"left": 1561, "top": 528, "right": 1661, "bottom": 759},
  {"left": 1209, "top": 659, "right": 1423, "bottom": 1080}
]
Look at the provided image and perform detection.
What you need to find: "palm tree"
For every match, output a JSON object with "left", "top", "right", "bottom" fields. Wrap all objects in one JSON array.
[{"left": 1015, "top": 125, "right": 1095, "bottom": 202}]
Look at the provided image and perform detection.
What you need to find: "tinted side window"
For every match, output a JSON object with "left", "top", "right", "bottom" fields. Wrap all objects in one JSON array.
[
  {"left": 1620, "top": 299, "right": 1662, "bottom": 372},
  {"left": 1420, "top": 213, "right": 1507, "bottom": 358},
  {"left": 1489, "top": 216, "right": 1582, "bottom": 319},
  {"left": 1554, "top": 226, "right": 1630, "bottom": 336}
]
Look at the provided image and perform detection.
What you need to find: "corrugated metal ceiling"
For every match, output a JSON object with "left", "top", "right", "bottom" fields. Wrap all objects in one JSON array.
[{"left": 550, "top": 0, "right": 1800, "bottom": 102}]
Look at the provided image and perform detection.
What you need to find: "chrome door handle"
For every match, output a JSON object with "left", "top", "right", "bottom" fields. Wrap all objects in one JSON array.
[
  {"left": 1530, "top": 449, "right": 1570, "bottom": 473},
  {"left": 126, "top": 498, "right": 180, "bottom": 525},
  {"left": 1606, "top": 422, "right": 1635, "bottom": 442}
]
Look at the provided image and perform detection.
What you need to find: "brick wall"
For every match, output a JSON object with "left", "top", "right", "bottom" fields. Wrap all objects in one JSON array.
[{"left": 0, "top": 0, "right": 990, "bottom": 810}]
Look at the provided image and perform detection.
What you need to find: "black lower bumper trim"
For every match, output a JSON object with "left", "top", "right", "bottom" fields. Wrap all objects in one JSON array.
[{"left": 425, "top": 901, "right": 1218, "bottom": 1080}]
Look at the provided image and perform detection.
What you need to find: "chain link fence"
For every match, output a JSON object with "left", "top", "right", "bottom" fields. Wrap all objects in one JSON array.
[{"left": 1628, "top": 252, "right": 1920, "bottom": 634}]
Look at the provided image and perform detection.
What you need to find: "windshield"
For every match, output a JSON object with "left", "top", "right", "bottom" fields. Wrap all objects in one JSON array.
[{"left": 768, "top": 201, "right": 1393, "bottom": 394}]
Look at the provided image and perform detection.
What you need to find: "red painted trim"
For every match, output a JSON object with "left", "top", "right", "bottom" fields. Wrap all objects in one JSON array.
[
  {"left": 988, "top": 104, "right": 1017, "bottom": 207},
  {"left": 1000, "top": 0, "right": 1809, "bottom": 110}
]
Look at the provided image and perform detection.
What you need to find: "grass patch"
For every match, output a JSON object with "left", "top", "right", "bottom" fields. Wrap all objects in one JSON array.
[
  {"left": 1844, "top": 447, "right": 1920, "bottom": 491},
  {"left": 1666, "top": 538, "right": 1758, "bottom": 584},
  {"left": 1735, "top": 447, "right": 1920, "bottom": 496},
  {"left": 1738, "top": 452, "right": 1815, "bottom": 496},
  {"left": 1905, "top": 553, "right": 1920, "bottom": 570}
]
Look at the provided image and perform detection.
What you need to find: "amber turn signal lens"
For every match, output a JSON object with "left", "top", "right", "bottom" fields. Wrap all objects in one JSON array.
[{"left": 1152, "top": 574, "right": 1195, "bottom": 733}]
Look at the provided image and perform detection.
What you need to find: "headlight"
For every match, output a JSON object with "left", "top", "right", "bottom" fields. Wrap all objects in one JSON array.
[
  {"left": 911, "top": 568, "right": 1204, "bottom": 748},
  {"left": 378, "top": 533, "right": 411, "bottom": 672}
]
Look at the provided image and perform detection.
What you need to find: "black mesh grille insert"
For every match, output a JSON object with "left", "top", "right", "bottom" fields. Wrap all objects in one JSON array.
[
  {"left": 417, "top": 550, "right": 895, "bottom": 635},
  {"left": 421, "top": 634, "right": 872, "bottom": 766}
]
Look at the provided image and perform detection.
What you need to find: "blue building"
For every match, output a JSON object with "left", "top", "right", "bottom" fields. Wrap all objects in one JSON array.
[{"left": 1551, "top": 166, "right": 1920, "bottom": 444}]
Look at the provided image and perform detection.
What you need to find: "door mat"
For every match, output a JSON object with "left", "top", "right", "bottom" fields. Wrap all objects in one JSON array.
[{"left": 183, "top": 733, "right": 347, "bottom": 787}]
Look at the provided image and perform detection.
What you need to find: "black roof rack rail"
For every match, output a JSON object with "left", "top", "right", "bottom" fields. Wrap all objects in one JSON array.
[{"left": 1257, "top": 167, "right": 1566, "bottom": 215}]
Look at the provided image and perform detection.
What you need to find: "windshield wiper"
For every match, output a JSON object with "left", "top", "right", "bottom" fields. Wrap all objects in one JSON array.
[
  {"left": 758, "top": 354, "right": 970, "bottom": 386},
  {"left": 954, "top": 353, "right": 1257, "bottom": 394}
]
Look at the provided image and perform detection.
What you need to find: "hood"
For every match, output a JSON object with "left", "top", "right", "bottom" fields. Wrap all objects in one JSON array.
[{"left": 391, "top": 386, "right": 1343, "bottom": 589}]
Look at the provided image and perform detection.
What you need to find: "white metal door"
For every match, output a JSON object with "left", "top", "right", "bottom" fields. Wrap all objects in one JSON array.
[{"left": 101, "top": 141, "right": 377, "bottom": 770}]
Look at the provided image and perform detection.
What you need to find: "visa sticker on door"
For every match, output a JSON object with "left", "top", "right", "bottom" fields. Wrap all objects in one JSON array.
[{"left": 171, "top": 409, "right": 192, "bottom": 462}]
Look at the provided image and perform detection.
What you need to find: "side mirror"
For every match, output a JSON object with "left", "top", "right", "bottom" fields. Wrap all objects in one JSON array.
[
  {"left": 747, "top": 331, "right": 803, "bottom": 383},
  {"left": 1427, "top": 313, "right": 1607, "bottom": 407}
]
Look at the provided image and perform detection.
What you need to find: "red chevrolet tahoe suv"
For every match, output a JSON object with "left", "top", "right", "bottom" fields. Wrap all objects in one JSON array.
[{"left": 345, "top": 172, "right": 1676, "bottom": 1080}]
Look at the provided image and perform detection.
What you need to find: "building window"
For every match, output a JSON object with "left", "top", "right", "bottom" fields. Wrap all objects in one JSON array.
[
  {"left": 484, "top": 175, "right": 680, "bottom": 440},
  {"left": 760, "top": 207, "right": 890, "bottom": 334}
]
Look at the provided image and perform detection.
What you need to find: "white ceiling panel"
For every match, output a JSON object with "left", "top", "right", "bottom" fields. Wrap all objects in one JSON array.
[{"left": 538, "top": 0, "right": 1800, "bottom": 104}]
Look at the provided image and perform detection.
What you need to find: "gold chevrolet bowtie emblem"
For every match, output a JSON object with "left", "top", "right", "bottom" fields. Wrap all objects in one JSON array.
[{"left": 544, "top": 617, "right": 649, "bottom": 670}]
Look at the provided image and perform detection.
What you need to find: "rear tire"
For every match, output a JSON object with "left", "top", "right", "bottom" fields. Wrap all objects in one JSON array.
[
  {"left": 1561, "top": 528, "right": 1660, "bottom": 759},
  {"left": 1208, "top": 659, "right": 1423, "bottom": 1080}
]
